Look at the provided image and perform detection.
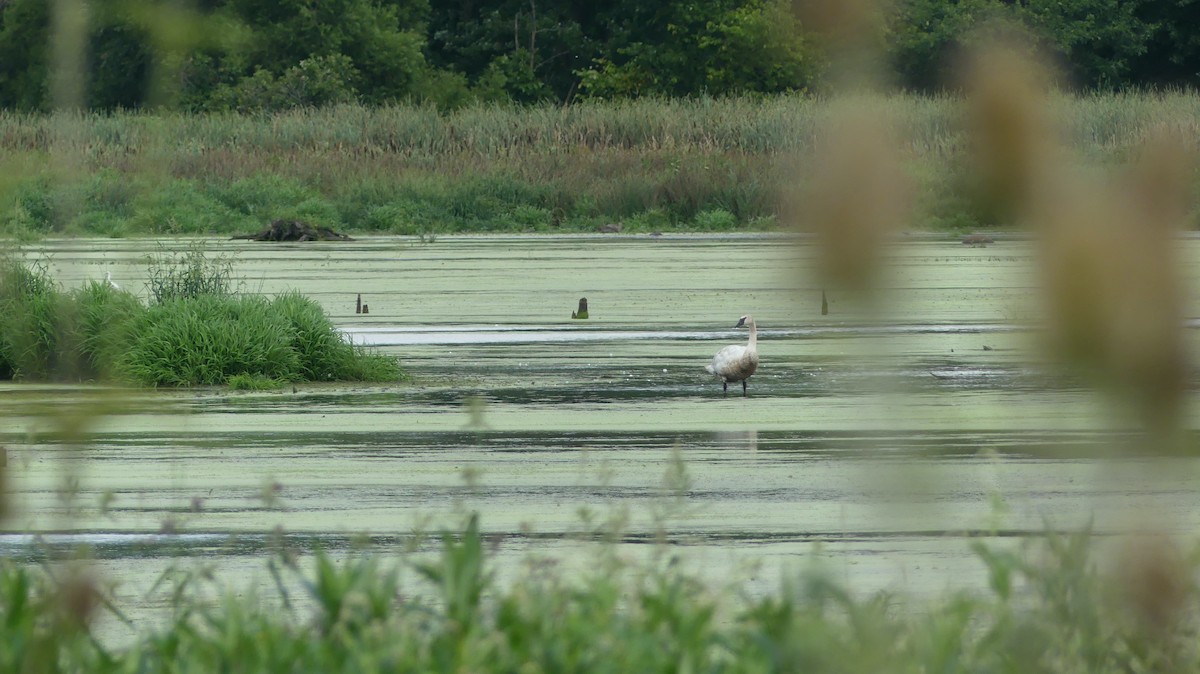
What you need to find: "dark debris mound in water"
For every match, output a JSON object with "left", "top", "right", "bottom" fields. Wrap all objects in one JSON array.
[{"left": 232, "top": 220, "right": 354, "bottom": 242}]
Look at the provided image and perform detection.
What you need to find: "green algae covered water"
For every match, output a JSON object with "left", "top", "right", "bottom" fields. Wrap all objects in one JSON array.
[{"left": 3, "top": 234, "right": 1200, "bottom": 642}]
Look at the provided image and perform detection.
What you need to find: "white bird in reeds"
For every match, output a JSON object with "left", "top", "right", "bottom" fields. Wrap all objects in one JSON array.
[
  {"left": 706, "top": 314, "right": 759, "bottom": 397},
  {"left": 103, "top": 271, "right": 119, "bottom": 289}
]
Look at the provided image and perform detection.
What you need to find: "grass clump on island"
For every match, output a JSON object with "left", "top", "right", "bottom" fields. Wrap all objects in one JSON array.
[
  {"left": 0, "top": 250, "right": 401, "bottom": 387},
  {"left": 1, "top": 516, "right": 1196, "bottom": 672},
  {"left": 4, "top": 93, "right": 1200, "bottom": 238}
]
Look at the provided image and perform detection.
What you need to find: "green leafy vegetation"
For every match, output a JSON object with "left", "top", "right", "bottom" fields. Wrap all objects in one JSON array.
[
  {"left": 72, "top": 280, "right": 145, "bottom": 380},
  {"left": 1, "top": 517, "right": 1195, "bottom": 672},
  {"left": 226, "top": 373, "right": 287, "bottom": 391},
  {"left": 120, "top": 295, "right": 303, "bottom": 386},
  {"left": 0, "top": 257, "right": 74, "bottom": 380},
  {"left": 145, "top": 244, "right": 237, "bottom": 304},
  {"left": 0, "top": 257, "right": 402, "bottom": 386},
  {"left": 3, "top": 93, "right": 1198, "bottom": 236},
  {"left": 0, "top": 1, "right": 1194, "bottom": 113},
  {"left": 270, "top": 292, "right": 399, "bottom": 382}
]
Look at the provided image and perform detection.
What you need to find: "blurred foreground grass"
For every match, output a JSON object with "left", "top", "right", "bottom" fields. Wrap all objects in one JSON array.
[{"left": 4, "top": 517, "right": 1198, "bottom": 673}]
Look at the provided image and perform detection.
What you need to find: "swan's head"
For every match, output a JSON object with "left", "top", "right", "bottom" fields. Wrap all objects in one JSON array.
[{"left": 735, "top": 315, "right": 751, "bottom": 328}]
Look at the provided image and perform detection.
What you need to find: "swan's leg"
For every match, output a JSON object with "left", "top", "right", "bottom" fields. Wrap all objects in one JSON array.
[
  {"left": 722, "top": 381, "right": 728, "bottom": 396},
  {"left": 742, "top": 380, "right": 748, "bottom": 397}
]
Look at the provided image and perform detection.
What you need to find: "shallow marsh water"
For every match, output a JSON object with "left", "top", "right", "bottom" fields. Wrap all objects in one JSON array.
[{"left": 3, "top": 234, "right": 1200, "bottom": 641}]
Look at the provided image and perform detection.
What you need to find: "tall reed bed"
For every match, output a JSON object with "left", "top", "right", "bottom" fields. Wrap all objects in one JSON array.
[{"left": 4, "top": 93, "right": 1199, "bottom": 237}]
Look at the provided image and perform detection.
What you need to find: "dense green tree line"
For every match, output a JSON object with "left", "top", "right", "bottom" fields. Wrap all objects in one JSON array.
[{"left": 0, "top": 0, "right": 1197, "bottom": 111}]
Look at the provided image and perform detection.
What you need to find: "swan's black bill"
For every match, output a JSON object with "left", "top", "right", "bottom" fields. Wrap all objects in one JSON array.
[{"left": 734, "top": 317, "right": 747, "bottom": 328}]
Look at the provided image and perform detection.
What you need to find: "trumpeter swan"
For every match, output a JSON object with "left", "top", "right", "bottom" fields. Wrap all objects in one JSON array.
[
  {"left": 103, "top": 271, "right": 119, "bottom": 289},
  {"left": 706, "top": 314, "right": 759, "bottom": 396}
]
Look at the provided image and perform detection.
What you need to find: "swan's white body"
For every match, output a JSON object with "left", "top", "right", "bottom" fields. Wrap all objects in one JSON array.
[
  {"left": 706, "top": 315, "right": 758, "bottom": 396},
  {"left": 103, "top": 271, "right": 119, "bottom": 289}
]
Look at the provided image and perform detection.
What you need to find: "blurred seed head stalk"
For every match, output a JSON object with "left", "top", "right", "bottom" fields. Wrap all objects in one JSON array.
[
  {"left": 965, "top": 43, "right": 1197, "bottom": 649},
  {"left": 1, "top": 0, "right": 230, "bottom": 643},
  {"left": 793, "top": 0, "right": 1195, "bottom": 451},
  {"left": 964, "top": 45, "right": 1193, "bottom": 443},
  {"left": 792, "top": 0, "right": 912, "bottom": 319},
  {"left": 793, "top": 0, "right": 1197, "bottom": 648}
]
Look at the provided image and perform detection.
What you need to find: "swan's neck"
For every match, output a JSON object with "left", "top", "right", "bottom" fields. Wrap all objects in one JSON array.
[{"left": 747, "top": 320, "right": 757, "bottom": 350}]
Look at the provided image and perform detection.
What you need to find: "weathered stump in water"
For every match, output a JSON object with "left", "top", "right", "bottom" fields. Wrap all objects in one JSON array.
[
  {"left": 232, "top": 219, "right": 354, "bottom": 242},
  {"left": 597, "top": 223, "right": 622, "bottom": 234},
  {"left": 571, "top": 298, "right": 589, "bottom": 319},
  {"left": 821, "top": 289, "right": 828, "bottom": 316}
]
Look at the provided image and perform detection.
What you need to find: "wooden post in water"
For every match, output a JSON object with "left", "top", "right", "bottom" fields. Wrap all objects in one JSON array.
[
  {"left": 356, "top": 294, "right": 362, "bottom": 314},
  {"left": 821, "top": 290, "right": 828, "bottom": 315}
]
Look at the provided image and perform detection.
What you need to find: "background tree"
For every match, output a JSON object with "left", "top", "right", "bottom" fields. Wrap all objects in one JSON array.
[
  {"left": 0, "top": 0, "right": 155, "bottom": 110},
  {"left": 885, "top": 0, "right": 1157, "bottom": 91},
  {"left": 427, "top": 1, "right": 601, "bottom": 102},
  {"left": 886, "top": 0, "right": 1032, "bottom": 91},
  {"left": 186, "top": 0, "right": 431, "bottom": 110},
  {"left": 1020, "top": 0, "right": 1154, "bottom": 89},
  {"left": 576, "top": 0, "right": 815, "bottom": 98},
  {"left": 1131, "top": 0, "right": 1200, "bottom": 88},
  {"left": 0, "top": 0, "right": 51, "bottom": 110},
  {"left": 0, "top": 0, "right": 1197, "bottom": 111}
]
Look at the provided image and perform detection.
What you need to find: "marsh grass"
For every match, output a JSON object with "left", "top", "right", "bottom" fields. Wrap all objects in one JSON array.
[
  {"left": 1, "top": 517, "right": 1195, "bottom": 672},
  {"left": 226, "top": 373, "right": 286, "bottom": 391},
  {"left": 4, "top": 94, "right": 1199, "bottom": 236},
  {"left": 115, "top": 293, "right": 402, "bottom": 386},
  {"left": 0, "top": 257, "right": 76, "bottom": 380},
  {"left": 0, "top": 259, "right": 402, "bottom": 387},
  {"left": 145, "top": 243, "right": 236, "bottom": 304},
  {"left": 271, "top": 292, "right": 401, "bottom": 382},
  {"left": 120, "top": 295, "right": 302, "bottom": 386},
  {"left": 70, "top": 281, "right": 146, "bottom": 379}
]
